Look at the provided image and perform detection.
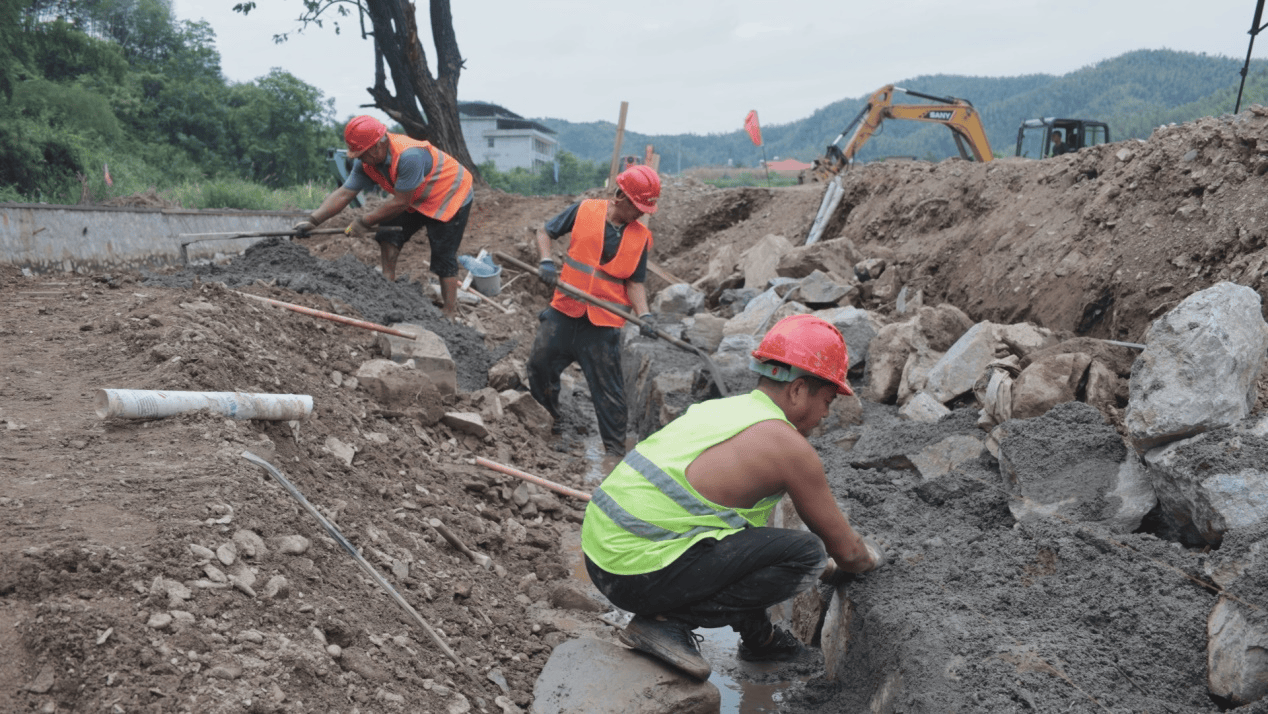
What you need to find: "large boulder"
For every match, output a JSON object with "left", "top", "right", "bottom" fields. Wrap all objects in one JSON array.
[
  {"left": 739, "top": 233, "right": 794, "bottom": 292},
  {"left": 375, "top": 323, "right": 457, "bottom": 396},
  {"left": 1126, "top": 282, "right": 1268, "bottom": 452},
  {"left": 1144, "top": 426, "right": 1268, "bottom": 546},
  {"left": 864, "top": 304, "right": 972, "bottom": 404},
  {"left": 775, "top": 236, "right": 863, "bottom": 281},
  {"left": 722, "top": 288, "right": 808, "bottom": 338},
  {"left": 652, "top": 283, "right": 706, "bottom": 317}
]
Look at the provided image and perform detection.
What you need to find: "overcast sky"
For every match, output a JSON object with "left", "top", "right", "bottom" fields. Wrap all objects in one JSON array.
[{"left": 171, "top": 1, "right": 1260, "bottom": 136}]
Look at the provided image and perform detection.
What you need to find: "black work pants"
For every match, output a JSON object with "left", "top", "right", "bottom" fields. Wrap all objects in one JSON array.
[
  {"left": 585, "top": 527, "right": 827, "bottom": 642},
  {"left": 527, "top": 307, "right": 627, "bottom": 455}
]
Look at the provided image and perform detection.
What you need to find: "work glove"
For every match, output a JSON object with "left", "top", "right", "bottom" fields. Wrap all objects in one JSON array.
[
  {"left": 638, "top": 312, "right": 659, "bottom": 339},
  {"left": 344, "top": 216, "right": 373, "bottom": 237},
  {"left": 291, "top": 216, "right": 318, "bottom": 237},
  {"left": 538, "top": 259, "right": 559, "bottom": 287}
]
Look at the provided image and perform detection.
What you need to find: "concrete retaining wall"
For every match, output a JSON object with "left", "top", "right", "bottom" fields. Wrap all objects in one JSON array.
[{"left": 0, "top": 202, "right": 304, "bottom": 273}]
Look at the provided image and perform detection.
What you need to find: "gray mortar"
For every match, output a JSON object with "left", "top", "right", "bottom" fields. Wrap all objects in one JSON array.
[
  {"left": 773, "top": 402, "right": 1240, "bottom": 712},
  {"left": 144, "top": 238, "right": 499, "bottom": 392},
  {"left": 997, "top": 402, "right": 1128, "bottom": 521}
]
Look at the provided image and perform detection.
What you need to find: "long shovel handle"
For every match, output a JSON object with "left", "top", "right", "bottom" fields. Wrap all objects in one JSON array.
[{"left": 494, "top": 251, "right": 730, "bottom": 397}]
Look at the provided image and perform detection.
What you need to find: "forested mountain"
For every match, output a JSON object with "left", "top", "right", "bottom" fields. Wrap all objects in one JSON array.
[{"left": 537, "top": 50, "right": 1268, "bottom": 169}]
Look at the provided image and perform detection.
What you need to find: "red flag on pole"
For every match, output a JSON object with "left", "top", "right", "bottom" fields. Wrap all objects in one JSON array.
[
  {"left": 744, "top": 110, "right": 762, "bottom": 147},
  {"left": 103, "top": 163, "right": 113, "bottom": 187}
]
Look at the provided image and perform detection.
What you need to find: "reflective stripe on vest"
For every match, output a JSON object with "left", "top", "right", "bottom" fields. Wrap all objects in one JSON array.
[
  {"left": 362, "top": 134, "right": 474, "bottom": 222},
  {"left": 580, "top": 390, "right": 791, "bottom": 575},
  {"left": 550, "top": 199, "right": 651, "bottom": 328}
]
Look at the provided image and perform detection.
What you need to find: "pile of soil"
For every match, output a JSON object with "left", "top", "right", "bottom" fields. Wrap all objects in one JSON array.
[{"left": 5, "top": 106, "right": 1268, "bottom": 713}]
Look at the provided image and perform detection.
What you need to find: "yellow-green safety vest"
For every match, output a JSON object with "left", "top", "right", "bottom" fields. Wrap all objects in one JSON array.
[{"left": 581, "top": 390, "right": 791, "bottom": 575}]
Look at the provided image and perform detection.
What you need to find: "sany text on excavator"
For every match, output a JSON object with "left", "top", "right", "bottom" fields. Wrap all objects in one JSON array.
[{"left": 801, "top": 84, "right": 993, "bottom": 183}]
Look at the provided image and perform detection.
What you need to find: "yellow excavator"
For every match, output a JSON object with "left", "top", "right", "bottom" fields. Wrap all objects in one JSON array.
[{"left": 801, "top": 85, "right": 993, "bottom": 183}]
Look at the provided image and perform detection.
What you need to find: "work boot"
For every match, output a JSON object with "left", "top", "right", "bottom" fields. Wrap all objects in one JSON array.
[
  {"left": 737, "top": 626, "right": 808, "bottom": 662},
  {"left": 618, "top": 615, "right": 712, "bottom": 680}
]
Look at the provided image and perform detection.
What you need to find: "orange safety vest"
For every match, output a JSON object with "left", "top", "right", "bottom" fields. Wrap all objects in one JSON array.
[
  {"left": 550, "top": 199, "right": 652, "bottom": 328},
  {"left": 361, "top": 133, "right": 473, "bottom": 222}
]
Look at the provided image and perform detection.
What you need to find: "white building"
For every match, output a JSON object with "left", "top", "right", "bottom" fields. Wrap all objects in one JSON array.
[{"left": 458, "top": 102, "right": 558, "bottom": 172}]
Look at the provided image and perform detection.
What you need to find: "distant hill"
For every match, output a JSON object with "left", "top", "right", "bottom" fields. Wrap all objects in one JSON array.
[{"left": 534, "top": 50, "right": 1268, "bottom": 171}]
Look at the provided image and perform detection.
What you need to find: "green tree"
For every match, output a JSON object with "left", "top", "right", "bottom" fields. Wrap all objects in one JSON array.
[{"left": 226, "top": 69, "right": 336, "bottom": 187}]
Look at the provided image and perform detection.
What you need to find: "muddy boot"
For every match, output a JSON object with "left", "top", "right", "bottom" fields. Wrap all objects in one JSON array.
[
  {"left": 618, "top": 615, "right": 712, "bottom": 680},
  {"left": 738, "top": 626, "right": 808, "bottom": 662}
]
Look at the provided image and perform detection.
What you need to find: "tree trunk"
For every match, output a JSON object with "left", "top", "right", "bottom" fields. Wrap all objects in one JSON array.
[{"left": 359, "top": 0, "right": 480, "bottom": 182}]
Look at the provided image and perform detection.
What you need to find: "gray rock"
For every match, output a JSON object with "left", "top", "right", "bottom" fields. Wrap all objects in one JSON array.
[
  {"left": 722, "top": 288, "right": 808, "bottom": 338},
  {"left": 442, "top": 412, "right": 489, "bottom": 439},
  {"left": 1145, "top": 428, "right": 1268, "bottom": 545},
  {"left": 267, "top": 535, "right": 310, "bottom": 555},
  {"left": 900, "top": 392, "right": 952, "bottom": 423},
  {"left": 356, "top": 358, "right": 440, "bottom": 410},
  {"left": 532, "top": 637, "right": 720, "bottom": 714},
  {"left": 796, "top": 270, "right": 851, "bottom": 306},
  {"left": 740, "top": 233, "right": 794, "bottom": 292},
  {"left": 1208, "top": 596, "right": 1268, "bottom": 706},
  {"left": 232, "top": 529, "right": 267, "bottom": 559},
  {"left": 504, "top": 392, "right": 553, "bottom": 439},
  {"left": 681, "top": 314, "right": 726, "bottom": 353},
  {"left": 909, "top": 435, "right": 985, "bottom": 481},
  {"left": 216, "top": 542, "right": 236, "bottom": 567},
  {"left": 1126, "top": 282, "right": 1268, "bottom": 452},
  {"left": 375, "top": 323, "right": 457, "bottom": 396},
  {"left": 652, "top": 283, "right": 705, "bottom": 317},
  {"left": 1010, "top": 352, "right": 1092, "bottom": 420},
  {"left": 924, "top": 322, "right": 999, "bottom": 404}
]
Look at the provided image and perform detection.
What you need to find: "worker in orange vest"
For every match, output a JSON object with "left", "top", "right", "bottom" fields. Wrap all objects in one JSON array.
[
  {"left": 294, "top": 115, "right": 474, "bottom": 318},
  {"left": 528, "top": 165, "right": 661, "bottom": 457}
]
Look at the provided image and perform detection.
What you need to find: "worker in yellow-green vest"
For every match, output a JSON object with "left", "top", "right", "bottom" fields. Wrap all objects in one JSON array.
[{"left": 581, "top": 314, "right": 887, "bottom": 681}]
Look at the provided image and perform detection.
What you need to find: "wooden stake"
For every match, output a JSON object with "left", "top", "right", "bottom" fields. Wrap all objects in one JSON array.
[{"left": 607, "top": 101, "right": 630, "bottom": 188}]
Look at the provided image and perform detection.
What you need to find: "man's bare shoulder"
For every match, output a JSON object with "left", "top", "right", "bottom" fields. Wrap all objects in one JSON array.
[{"left": 730, "top": 419, "right": 816, "bottom": 464}]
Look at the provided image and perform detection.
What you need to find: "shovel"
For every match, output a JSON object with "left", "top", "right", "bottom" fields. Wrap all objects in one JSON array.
[
  {"left": 494, "top": 251, "right": 731, "bottom": 397},
  {"left": 177, "top": 226, "right": 401, "bottom": 265}
]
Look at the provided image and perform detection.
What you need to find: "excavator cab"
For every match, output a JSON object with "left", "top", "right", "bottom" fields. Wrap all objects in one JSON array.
[{"left": 1015, "top": 118, "right": 1111, "bottom": 159}]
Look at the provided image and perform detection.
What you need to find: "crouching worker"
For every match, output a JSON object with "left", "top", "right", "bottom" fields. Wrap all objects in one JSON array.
[{"left": 581, "top": 314, "right": 887, "bottom": 680}]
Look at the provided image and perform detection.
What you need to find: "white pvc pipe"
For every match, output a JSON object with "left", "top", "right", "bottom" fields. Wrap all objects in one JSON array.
[{"left": 95, "top": 389, "right": 313, "bottom": 421}]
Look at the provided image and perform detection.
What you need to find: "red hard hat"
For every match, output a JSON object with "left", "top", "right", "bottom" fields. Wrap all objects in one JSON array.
[
  {"left": 344, "top": 115, "right": 387, "bottom": 158},
  {"left": 751, "top": 314, "right": 853, "bottom": 395},
  {"left": 615, "top": 165, "right": 661, "bottom": 214}
]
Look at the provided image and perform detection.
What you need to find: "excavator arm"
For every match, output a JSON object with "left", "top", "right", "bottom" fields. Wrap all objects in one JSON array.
[{"left": 804, "top": 85, "right": 993, "bottom": 182}]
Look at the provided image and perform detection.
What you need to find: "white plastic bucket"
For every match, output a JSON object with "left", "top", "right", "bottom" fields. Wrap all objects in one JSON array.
[
  {"left": 95, "top": 389, "right": 313, "bottom": 421},
  {"left": 472, "top": 269, "right": 502, "bottom": 297},
  {"left": 460, "top": 252, "right": 503, "bottom": 297}
]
